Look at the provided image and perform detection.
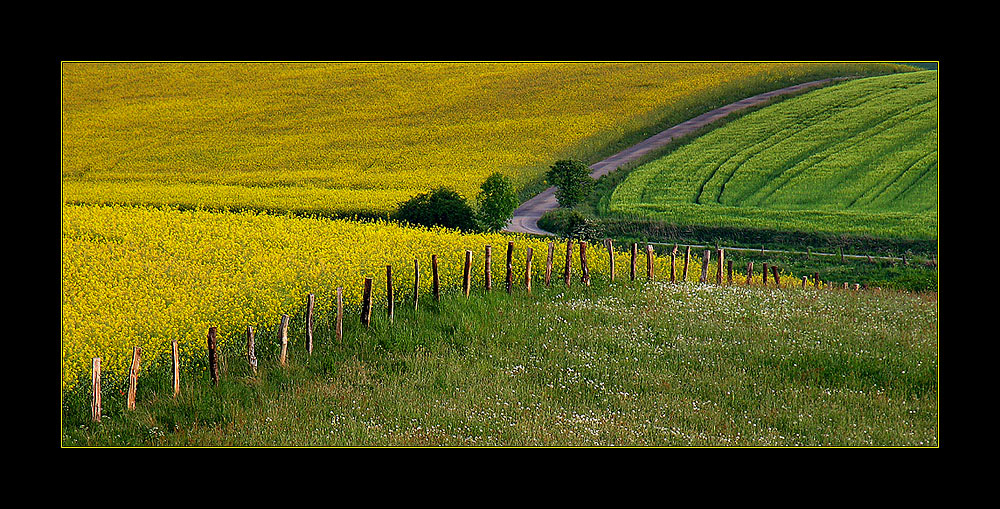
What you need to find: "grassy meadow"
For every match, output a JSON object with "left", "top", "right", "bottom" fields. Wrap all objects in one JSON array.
[
  {"left": 61, "top": 278, "right": 938, "bottom": 447},
  {"left": 607, "top": 71, "right": 938, "bottom": 240}
]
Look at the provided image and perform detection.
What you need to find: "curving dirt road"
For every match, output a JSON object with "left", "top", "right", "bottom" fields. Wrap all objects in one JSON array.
[{"left": 504, "top": 77, "right": 853, "bottom": 236}]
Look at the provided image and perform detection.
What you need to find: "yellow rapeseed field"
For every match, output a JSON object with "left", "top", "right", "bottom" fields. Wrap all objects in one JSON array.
[
  {"left": 61, "top": 61, "right": 909, "bottom": 215},
  {"left": 63, "top": 204, "right": 803, "bottom": 391},
  {"left": 62, "top": 62, "right": 887, "bottom": 392}
]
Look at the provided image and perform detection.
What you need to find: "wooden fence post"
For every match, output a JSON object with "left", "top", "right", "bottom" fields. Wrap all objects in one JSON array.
[
  {"left": 683, "top": 246, "right": 691, "bottom": 282},
  {"left": 207, "top": 326, "right": 219, "bottom": 384},
  {"left": 525, "top": 247, "right": 534, "bottom": 293},
  {"left": 746, "top": 261, "right": 753, "bottom": 285},
  {"left": 670, "top": 249, "right": 676, "bottom": 283},
  {"left": 630, "top": 243, "right": 637, "bottom": 281},
  {"left": 580, "top": 241, "right": 591, "bottom": 286},
  {"left": 485, "top": 245, "right": 493, "bottom": 291},
  {"left": 306, "top": 293, "right": 315, "bottom": 354},
  {"left": 727, "top": 260, "right": 733, "bottom": 285},
  {"left": 699, "top": 250, "right": 711, "bottom": 283},
  {"left": 506, "top": 241, "right": 515, "bottom": 294},
  {"left": 762, "top": 262, "right": 769, "bottom": 286},
  {"left": 840, "top": 246, "right": 844, "bottom": 263},
  {"left": 413, "top": 259, "right": 420, "bottom": 310},
  {"left": 463, "top": 251, "right": 472, "bottom": 297},
  {"left": 172, "top": 339, "right": 181, "bottom": 396},
  {"left": 247, "top": 326, "right": 257, "bottom": 376},
  {"left": 278, "top": 316, "right": 289, "bottom": 366},
  {"left": 127, "top": 346, "right": 141, "bottom": 409},
  {"left": 432, "top": 255, "right": 440, "bottom": 301},
  {"left": 814, "top": 272, "right": 820, "bottom": 288},
  {"left": 91, "top": 357, "right": 101, "bottom": 422},
  {"left": 802, "top": 276, "right": 808, "bottom": 289},
  {"left": 564, "top": 239, "right": 572, "bottom": 287},
  {"left": 545, "top": 242, "right": 554, "bottom": 287},
  {"left": 606, "top": 239, "right": 615, "bottom": 282},
  {"left": 646, "top": 245, "right": 654, "bottom": 280},
  {"left": 361, "top": 278, "right": 373, "bottom": 327},
  {"left": 336, "top": 287, "right": 344, "bottom": 342},
  {"left": 771, "top": 266, "right": 780, "bottom": 287},
  {"left": 716, "top": 249, "right": 724, "bottom": 285},
  {"left": 387, "top": 266, "right": 394, "bottom": 322}
]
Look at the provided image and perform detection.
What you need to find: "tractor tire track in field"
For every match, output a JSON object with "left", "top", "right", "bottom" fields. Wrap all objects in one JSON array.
[{"left": 504, "top": 76, "right": 854, "bottom": 236}]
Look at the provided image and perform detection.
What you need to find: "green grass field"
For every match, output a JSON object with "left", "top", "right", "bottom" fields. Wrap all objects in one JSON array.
[
  {"left": 607, "top": 71, "right": 938, "bottom": 241},
  {"left": 61, "top": 279, "right": 937, "bottom": 447}
]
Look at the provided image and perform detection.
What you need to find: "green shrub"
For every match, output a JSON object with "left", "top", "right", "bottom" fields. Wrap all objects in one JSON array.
[
  {"left": 392, "top": 187, "right": 478, "bottom": 232},
  {"left": 538, "top": 208, "right": 603, "bottom": 242},
  {"left": 476, "top": 173, "right": 519, "bottom": 232},
  {"left": 546, "top": 159, "right": 595, "bottom": 208}
]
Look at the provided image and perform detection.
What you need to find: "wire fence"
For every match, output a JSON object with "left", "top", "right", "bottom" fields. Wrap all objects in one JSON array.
[{"left": 643, "top": 241, "right": 931, "bottom": 264}]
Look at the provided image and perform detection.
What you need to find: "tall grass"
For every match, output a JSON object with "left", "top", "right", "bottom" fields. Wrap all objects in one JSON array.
[{"left": 62, "top": 278, "right": 938, "bottom": 447}]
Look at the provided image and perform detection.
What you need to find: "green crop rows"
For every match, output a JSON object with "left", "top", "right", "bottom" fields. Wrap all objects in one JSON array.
[{"left": 607, "top": 71, "right": 938, "bottom": 240}]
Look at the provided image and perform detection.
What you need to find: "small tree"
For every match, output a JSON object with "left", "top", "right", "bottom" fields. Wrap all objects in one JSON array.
[
  {"left": 546, "top": 159, "right": 595, "bottom": 208},
  {"left": 393, "top": 187, "right": 478, "bottom": 232},
  {"left": 476, "top": 172, "right": 519, "bottom": 232}
]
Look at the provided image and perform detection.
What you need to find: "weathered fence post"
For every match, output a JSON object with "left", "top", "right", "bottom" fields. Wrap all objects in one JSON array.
[
  {"left": 247, "top": 326, "right": 257, "bottom": 376},
  {"left": 699, "top": 250, "right": 711, "bottom": 283},
  {"left": 278, "top": 316, "right": 289, "bottom": 366},
  {"left": 840, "top": 246, "right": 844, "bottom": 263},
  {"left": 361, "top": 278, "right": 373, "bottom": 327},
  {"left": 525, "top": 247, "right": 534, "bottom": 293},
  {"left": 432, "top": 255, "right": 440, "bottom": 301},
  {"left": 91, "top": 357, "right": 101, "bottom": 422},
  {"left": 463, "top": 251, "right": 472, "bottom": 297},
  {"left": 172, "top": 339, "right": 181, "bottom": 396},
  {"left": 564, "top": 239, "right": 572, "bottom": 287},
  {"left": 814, "top": 272, "right": 820, "bottom": 288},
  {"left": 606, "top": 239, "right": 615, "bottom": 282},
  {"left": 771, "top": 266, "right": 780, "bottom": 287},
  {"left": 716, "top": 249, "right": 724, "bottom": 285},
  {"left": 413, "top": 259, "right": 420, "bottom": 310},
  {"left": 545, "top": 242, "right": 554, "bottom": 287},
  {"left": 580, "top": 241, "right": 590, "bottom": 286},
  {"left": 683, "top": 246, "right": 691, "bottom": 282},
  {"left": 306, "top": 293, "right": 315, "bottom": 354},
  {"left": 336, "top": 287, "right": 344, "bottom": 342},
  {"left": 485, "top": 246, "right": 493, "bottom": 291},
  {"left": 646, "top": 245, "right": 654, "bottom": 280},
  {"left": 207, "top": 326, "right": 218, "bottom": 384},
  {"left": 127, "top": 346, "right": 141, "bottom": 409},
  {"left": 506, "top": 241, "right": 515, "bottom": 294},
  {"left": 670, "top": 249, "right": 676, "bottom": 283},
  {"left": 746, "top": 261, "right": 753, "bottom": 285},
  {"left": 727, "top": 260, "right": 733, "bottom": 285},
  {"left": 802, "top": 275, "right": 808, "bottom": 289},
  {"left": 762, "top": 262, "right": 769, "bottom": 286},
  {"left": 386, "top": 266, "right": 394, "bottom": 322},
  {"left": 630, "top": 243, "right": 637, "bottom": 281}
]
